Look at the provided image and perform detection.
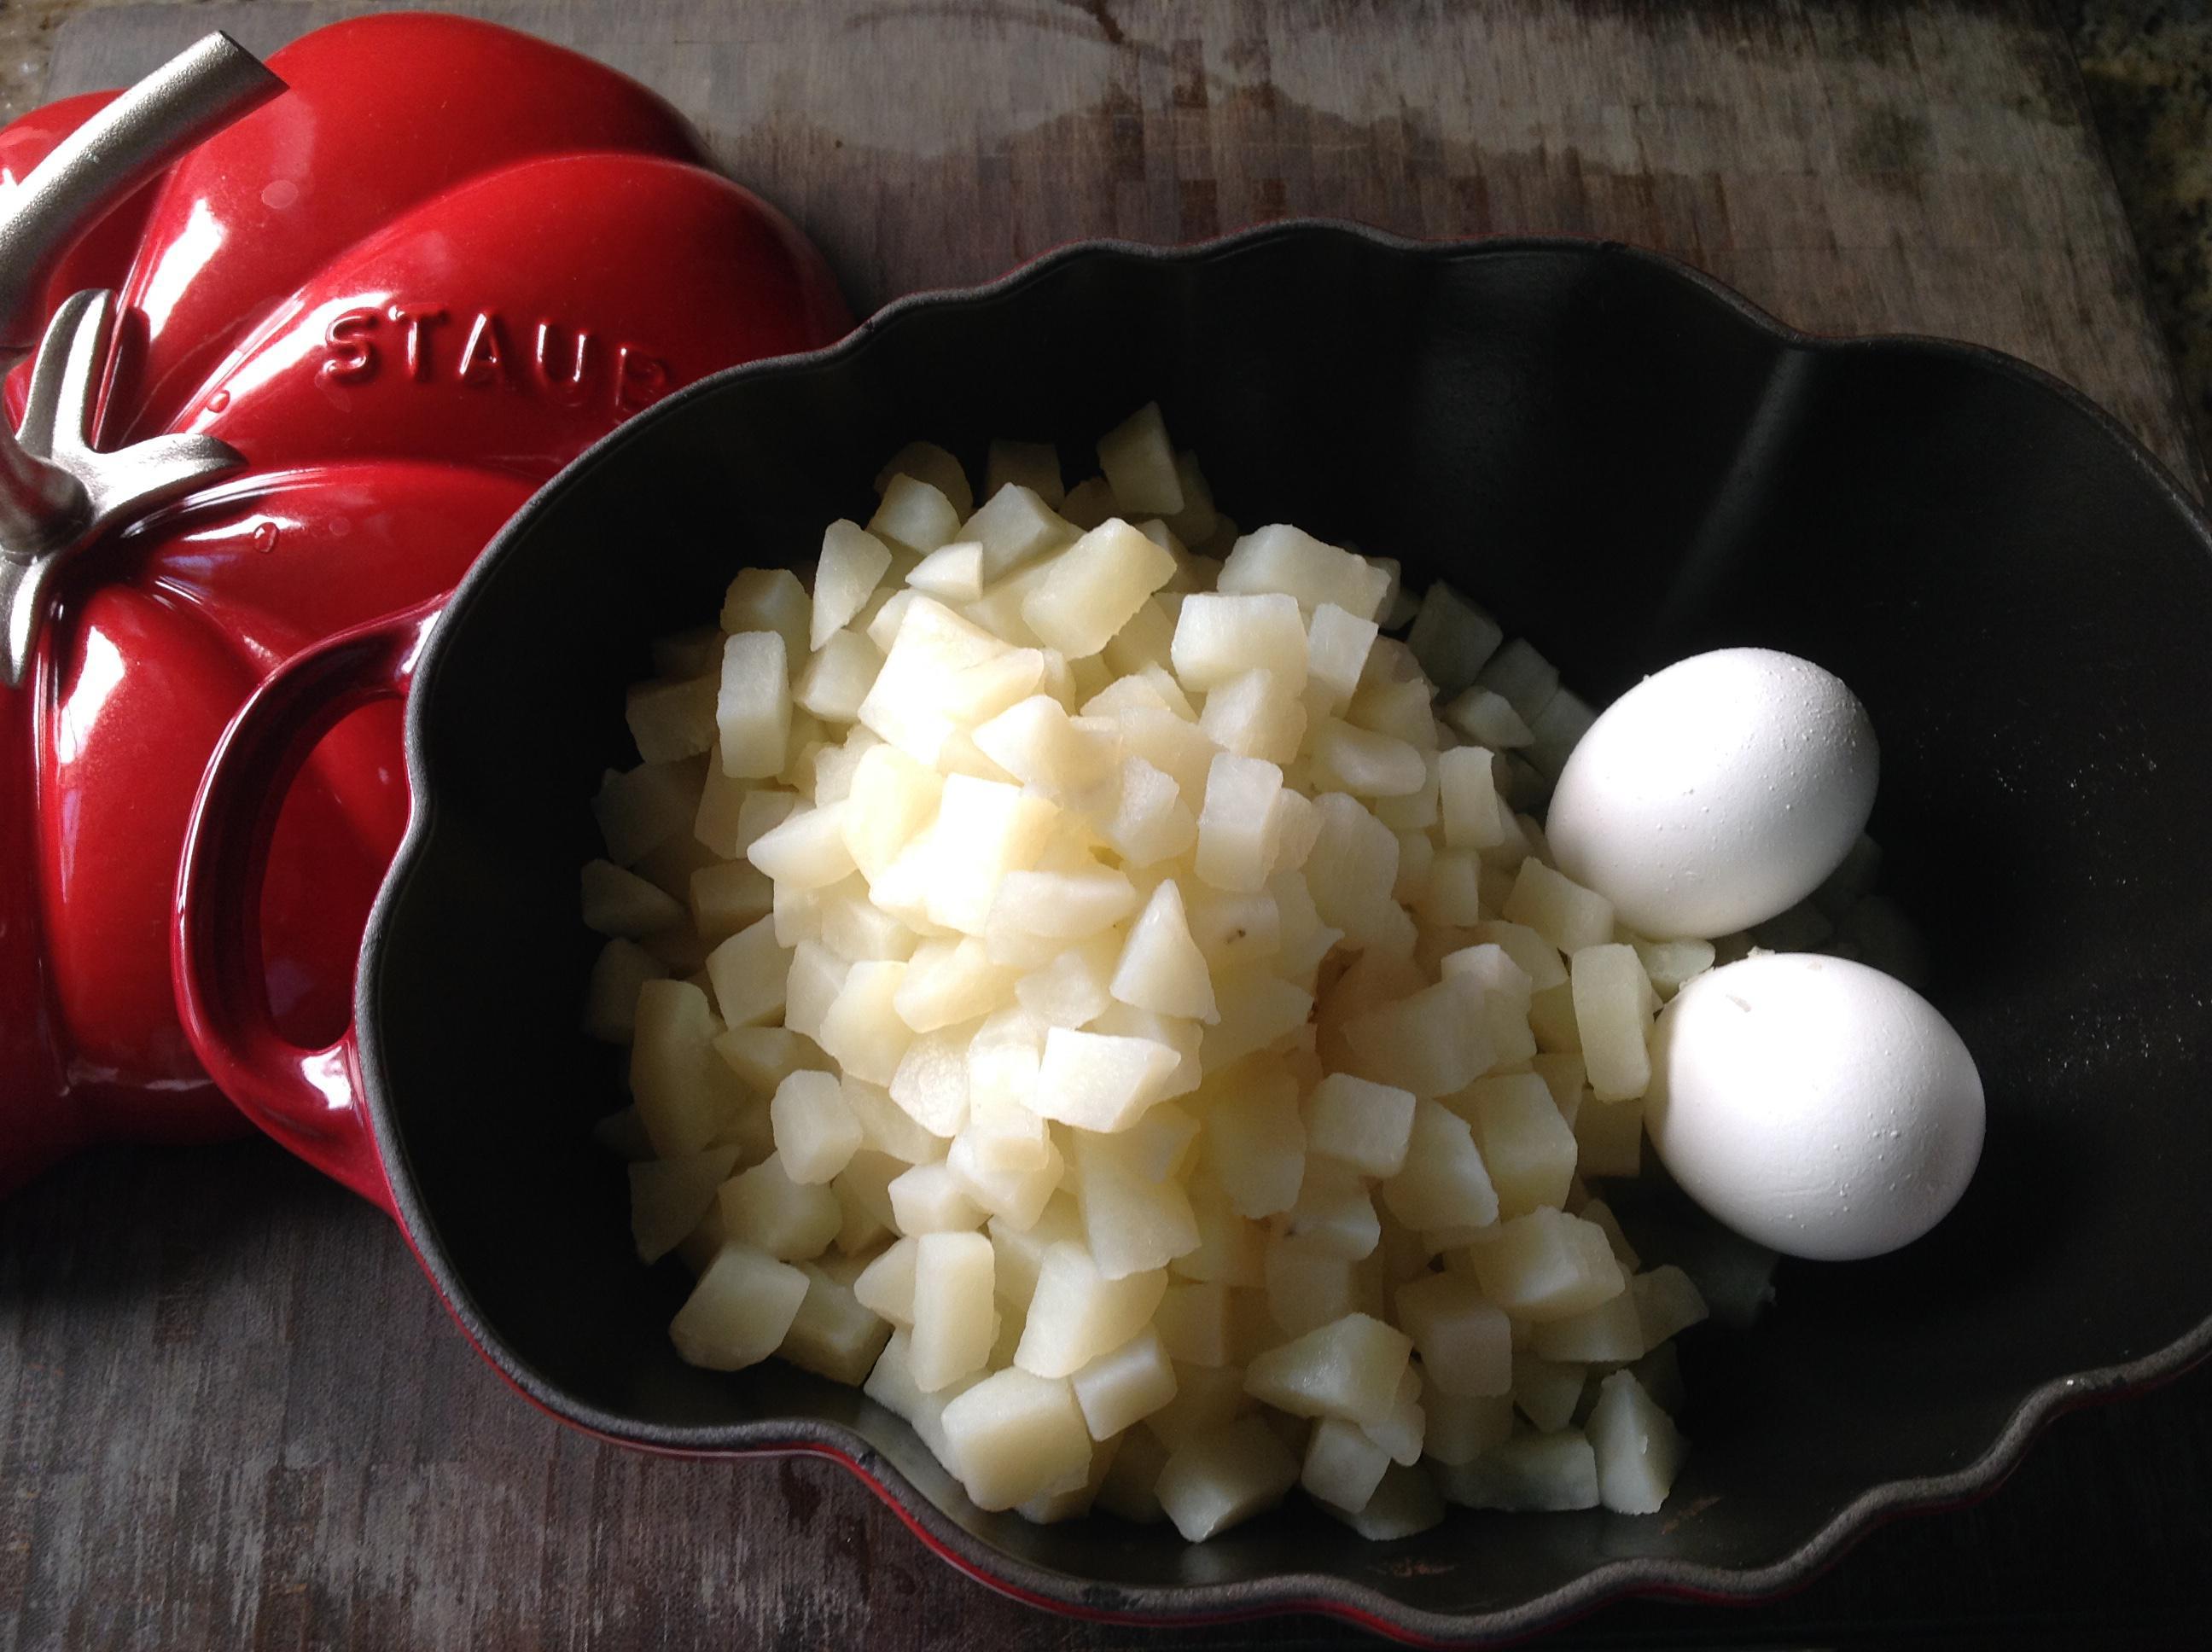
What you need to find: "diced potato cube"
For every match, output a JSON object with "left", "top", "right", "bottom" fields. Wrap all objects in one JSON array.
[
  {"left": 1016, "top": 1243, "right": 1168, "bottom": 1377},
  {"left": 939, "top": 1366, "right": 1092, "bottom": 1511},
  {"left": 1574, "top": 1094, "right": 1644, "bottom": 1178},
  {"left": 670, "top": 1242, "right": 811, "bottom": 1370},
  {"left": 1307, "top": 719, "right": 1427, "bottom": 797},
  {"left": 693, "top": 767, "right": 786, "bottom": 862},
  {"left": 719, "top": 568, "right": 810, "bottom": 663},
  {"left": 909, "top": 1230, "right": 996, "bottom": 1393},
  {"left": 629, "top": 1144, "right": 742, "bottom": 1264},
  {"left": 1217, "top": 525, "right": 1390, "bottom": 621},
  {"left": 1031, "top": 1027, "right": 1183, "bottom": 1132},
  {"left": 1325, "top": 1459, "right": 1447, "bottom": 1539},
  {"left": 868, "top": 474, "right": 961, "bottom": 556},
  {"left": 1437, "top": 1429, "right": 1599, "bottom": 1512},
  {"left": 1394, "top": 1271, "right": 1512, "bottom": 1397},
  {"left": 817, "top": 959, "right": 915, "bottom": 1085},
  {"left": 1425, "top": 1388, "right": 1516, "bottom": 1465},
  {"left": 1304, "top": 603, "right": 1380, "bottom": 718},
  {"left": 1474, "top": 637, "right": 1560, "bottom": 724},
  {"left": 1528, "top": 981, "right": 1580, "bottom": 1052},
  {"left": 585, "top": 939, "right": 668, "bottom": 1044},
  {"left": 946, "top": 1119, "right": 1063, "bottom": 1228},
  {"left": 771, "top": 1069, "right": 864, "bottom": 1184},
  {"left": 626, "top": 674, "right": 718, "bottom": 764},
  {"left": 1264, "top": 1232, "right": 1360, "bottom": 1338},
  {"left": 718, "top": 631, "right": 793, "bottom": 779},
  {"left": 918, "top": 777, "right": 1058, "bottom": 935},
  {"left": 1097, "top": 403, "right": 1185, "bottom": 515},
  {"left": 778, "top": 1259, "right": 895, "bottom": 1385},
  {"left": 685, "top": 862, "right": 770, "bottom": 945},
  {"left": 1303, "top": 1073, "right": 1417, "bottom": 1177},
  {"left": 1282, "top": 1167, "right": 1380, "bottom": 1259},
  {"left": 1380, "top": 1100, "right": 1500, "bottom": 1232},
  {"left": 719, "top": 1152, "right": 841, "bottom": 1259},
  {"left": 1010, "top": 934, "right": 1115, "bottom": 1029},
  {"left": 1071, "top": 1327, "right": 1179, "bottom": 1439},
  {"left": 1199, "top": 1064, "right": 1306, "bottom": 1219},
  {"left": 1359, "top": 1364, "right": 1426, "bottom": 1466},
  {"left": 1173, "top": 1178, "right": 1268, "bottom": 1287},
  {"left": 582, "top": 859, "right": 685, "bottom": 939},
  {"left": 1441, "top": 683, "right": 1534, "bottom": 749},
  {"left": 1529, "top": 1290, "right": 1645, "bottom": 1363},
  {"left": 1172, "top": 592, "right": 1309, "bottom": 694},
  {"left": 972, "top": 695, "right": 1117, "bottom": 802},
  {"left": 1464, "top": 1209, "right": 1626, "bottom": 1321},
  {"left": 962, "top": 484, "right": 1080, "bottom": 582},
  {"left": 1526, "top": 687, "right": 1596, "bottom": 778},
  {"left": 631, "top": 979, "right": 736, "bottom": 1157},
  {"left": 875, "top": 441, "right": 973, "bottom": 518},
  {"left": 1184, "top": 886, "right": 1281, "bottom": 972},
  {"left": 883, "top": 936, "right": 1008, "bottom": 1035},
  {"left": 747, "top": 801, "right": 857, "bottom": 891},
  {"left": 1571, "top": 944, "right": 1658, "bottom": 1101},
  {"left": 888, "top": 1160, "right": 985, "bottom": 1233},
  {"left": 1512, "top": 1353, "right": 1589, "bottom": 1434},
  {"left": 597, "top": 757, "right": 706, "bottom": 866},
  {"left": 794, "top": 630, "right": 883, "bottom": 724},
  {"left": 1587, "top": 1370, "right": 1685, "bottom": 1514},
  {"left": 905, "top": 539, "right": 987, "bottom": 604},
  {"left": 1021, "top": 518, "right": 1178, "bottom": 659},
  {"left": 1302, "top": 1416, "right": 1393, "bottom": 1512},
  {"left": 812, "top": 521, "right": 894, "bottom": 649},
  {"left": 1503, "top": 859, "right": 1615, "bottom": 954},
  {"left": 1198, "top": 667, "right": 1307, "bottom": 766},
  {"left": 1464, "top": 1073, "right": 1579, "bottom": 1217},
  {"left": 1244, "top": 1312, "right": 1413, "bottom": 1427},
  {"left": 1096, "top": 756, "right": 1199, "bottom": 868},
  {"left": 1199, "top": 971, "right": 1313, "bottom": 1071},
  {"left": 1629, "top": 934, "right": 1716, "bottom": 1001},
  {"left": 1155, "top": 1416, "right": 1301, "bottom": 1541},
  {"left": 1068, "top": 1130, "right": 1201, "bottom": 1279},
  {"left": 1304, "top": 793, "right": 1401, "bottom": 950},
  {"left": 1342, "top": 977, "right": 1493, "bottom": 1096},
  {"left": 1195, "top": 753, "right": 1284, "bottom": 893},
  {"left": 1630, "top": 1265, "right": 1710, "bottom": 1348},
  {"left": 854, "top": 1234, "right": 918, "bottom": 1324},
  {"left": 1437, "top": 745, "right": 1508, "bottom": 852},
  {"left": 991, "top": 867, "right": 1139, "bottom": 946},
  {"left": 1070, "top": 893, "right": 1189, "bottom": 1030},
  {"left": 1405, "top": 580, "right": 1504, "bottom": 694}
]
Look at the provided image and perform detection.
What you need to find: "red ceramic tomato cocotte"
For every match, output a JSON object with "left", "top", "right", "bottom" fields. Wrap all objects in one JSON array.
[{"left": 0, "top": 13, "right": 850, "bottom": 1195}]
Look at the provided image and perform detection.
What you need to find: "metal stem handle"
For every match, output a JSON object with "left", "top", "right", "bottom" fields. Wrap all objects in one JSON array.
[{"left": 0, "top": 32, "right": 285, "bottom": 686}]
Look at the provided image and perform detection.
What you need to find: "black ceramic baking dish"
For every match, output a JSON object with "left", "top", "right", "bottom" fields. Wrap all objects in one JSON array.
[{"left": 187, "top": 222, "right": 2212, "bottom": 1643}]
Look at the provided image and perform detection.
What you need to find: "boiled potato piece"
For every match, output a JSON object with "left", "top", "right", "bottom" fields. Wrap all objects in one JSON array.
[
  {"left": 910, "top": 1230, "right": 996, "bottom": 1392},
  {"left": 1244, "top": 1312, "right": 1413, "bottom": 1428},
  {"left": 1155, "top": 1416, "right": 1301, "bottom": 1541},
  {"left": 671, "top": 1243, "right": 812, "bottom": 1370},
  {"left": 1217, "top": 524, "right": 1389, "bottom": 620},
  {"left": 1586, "top": 1370, "right": 1686, "bottom": 1514},
  {"left": 718, "top": 631, "right": 792, "bottom": 779},
  {"left": 1464, "top": 1209, "right": 1626, "bottom": 1322},
  {"left": 937, "top": 1366, "right": 1092, "bottom": 1510},
  {"left": 1097, "top": 403, "right": 1185, "bottom": 516}
]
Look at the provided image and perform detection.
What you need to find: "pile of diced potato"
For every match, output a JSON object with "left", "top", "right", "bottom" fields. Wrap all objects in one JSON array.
[{"left": 582, "top": 405, "right": 1715, "bottom": 1540}]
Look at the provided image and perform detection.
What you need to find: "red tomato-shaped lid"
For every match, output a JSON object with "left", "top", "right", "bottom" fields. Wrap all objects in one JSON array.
[{"left": 0, "top": 15, "right": 851, "bottom": 1194}]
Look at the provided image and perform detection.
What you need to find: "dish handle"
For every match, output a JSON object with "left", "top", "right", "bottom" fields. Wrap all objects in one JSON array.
[{"left": 172, "top": 598, "right": 443, "bottom": 1211}]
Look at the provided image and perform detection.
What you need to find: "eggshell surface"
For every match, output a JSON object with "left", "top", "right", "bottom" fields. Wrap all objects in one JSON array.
[
  {"left": 1645, "top": 954, "right": 1984, "bottom": 1260},
  {"left": 1545, "top": 649, "right": 1877, "bottom": 939}
]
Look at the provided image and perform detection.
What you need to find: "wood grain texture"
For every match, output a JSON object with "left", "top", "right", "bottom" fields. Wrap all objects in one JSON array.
[{"left": 7, "top": 3, "right": 2210, "bottom": 1649}]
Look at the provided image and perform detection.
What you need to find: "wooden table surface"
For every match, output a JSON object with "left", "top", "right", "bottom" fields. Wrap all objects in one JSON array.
[{"left": 6, "top": 3, "right": 2210, "bottom": 1647}]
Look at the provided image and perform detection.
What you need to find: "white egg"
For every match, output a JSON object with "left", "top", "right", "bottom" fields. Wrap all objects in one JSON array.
[
  {"left": 1545, "top": 648, "right": 1877, "bottom": 939},
  {"left": 1645, "top": 954, "right": 1984, "bottom": 1261}
]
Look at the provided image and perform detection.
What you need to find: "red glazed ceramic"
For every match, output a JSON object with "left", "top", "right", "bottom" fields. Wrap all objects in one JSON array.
[{"left": 0, "top": 14, "right": 850, "bottom": 1196}]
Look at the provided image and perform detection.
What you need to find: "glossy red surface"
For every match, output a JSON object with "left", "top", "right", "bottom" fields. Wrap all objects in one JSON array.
[{"left": 0, "top": 13, "right": 851, "bottom": 1196}]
